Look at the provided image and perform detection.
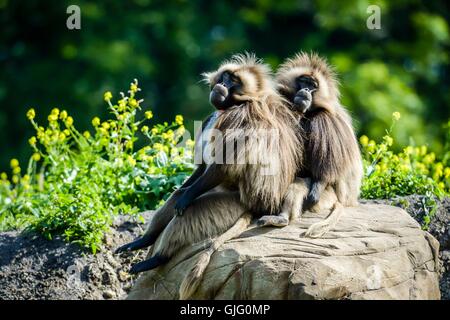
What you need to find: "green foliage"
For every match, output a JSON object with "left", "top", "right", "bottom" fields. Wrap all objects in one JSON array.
[
  {"left": 360, "top": 112, "right": 450, "bottom": 229},
  {"left": 0, "top": 81, "right": 194, "bottom": 252}
]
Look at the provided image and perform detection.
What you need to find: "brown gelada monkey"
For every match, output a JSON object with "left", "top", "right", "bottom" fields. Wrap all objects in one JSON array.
[
  {"left": 274, "top": 52, "right": 363, "bottom": 237},
  {"left": 115, "top": 54, "right": 302, "bottom": 282}
]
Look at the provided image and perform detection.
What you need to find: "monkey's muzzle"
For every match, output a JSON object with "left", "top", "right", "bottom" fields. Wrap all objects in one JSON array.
[
  {"left": 210, "top": 83, "right": 229, "bottom": 109},
  {"left": 293, "top": 88, "right": 313, "bottom": 113}
]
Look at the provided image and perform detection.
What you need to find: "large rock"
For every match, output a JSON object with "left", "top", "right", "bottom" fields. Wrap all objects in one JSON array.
[{"left": 127, "top": 204, "right": 441, "bottom": 300}]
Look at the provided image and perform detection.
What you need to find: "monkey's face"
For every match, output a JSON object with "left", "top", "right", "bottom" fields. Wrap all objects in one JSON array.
[
  {"left": 292, "top": 75, "right": 318, "bottom": 113},
  {"left": 209, "top": 70, "right": 243, "bottom": 110},
  {"left": 276, "top": 53, "right": 340, "bottom": 114},
  {"left": 203, "top": 54, "right": 273, "bottom": 111}
]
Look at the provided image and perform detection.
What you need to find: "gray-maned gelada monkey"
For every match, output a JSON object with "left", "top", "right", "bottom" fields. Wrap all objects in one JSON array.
[
  {"left": 116, "top": 53, "right": 302, "bottom": 276},
  {"left": 272, "top": 52, "right": 363, "bottom": 237}
]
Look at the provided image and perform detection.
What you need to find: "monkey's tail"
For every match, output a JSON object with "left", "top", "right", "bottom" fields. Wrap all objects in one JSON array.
[
  {"left": 304, "top": 202, "right": 344, "bottom": 238},
  {"left": 179, "top": 213, "right": 252, "bottom": 300}
]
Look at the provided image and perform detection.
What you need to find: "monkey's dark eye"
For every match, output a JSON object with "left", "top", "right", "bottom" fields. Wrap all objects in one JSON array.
[
  {"left": 218, "top": 71, "right": 240, "bottom": 89},
  {"left": 297, "top": 76, "right": 318, "bottom": 91}
]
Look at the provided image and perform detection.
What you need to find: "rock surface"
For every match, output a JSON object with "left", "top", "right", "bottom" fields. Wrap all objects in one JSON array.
[{"left": 128, "top": 204, "right": 441, "bottom": 300}]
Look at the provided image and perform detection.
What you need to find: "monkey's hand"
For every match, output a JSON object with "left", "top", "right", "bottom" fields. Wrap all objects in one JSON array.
[
  {"left": 174, "top": 193, "right": 193, "bottom": 216},
  {"left": 114, "top": 234, "right": 155, "bottom": 254}
]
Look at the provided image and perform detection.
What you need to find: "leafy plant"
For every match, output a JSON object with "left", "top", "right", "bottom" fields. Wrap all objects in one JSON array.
[
  {"left": 0, "top": 80, "right": 194, "bottom": 252},
  {"left": 360, "top": 112, "right": 450, "bottom": 229}
]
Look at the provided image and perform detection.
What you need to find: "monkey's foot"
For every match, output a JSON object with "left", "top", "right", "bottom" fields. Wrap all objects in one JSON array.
[
  {"left": 303, "top": 221, "right": 330, "bottom": 238},
  {"left": 257, "top": 215, "right": 289, "bottom": 227},
  {"left": 305, "top": 192, "right": 320, "bottom": 208},
  {"left": 114, "top": 235, "right": 155, "bottom": 254},
  {"left": 129, "top": 255, "right": 170, "bottom": 274}
]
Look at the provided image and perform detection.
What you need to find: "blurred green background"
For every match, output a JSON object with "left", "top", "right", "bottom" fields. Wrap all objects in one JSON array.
[{"left": 0, "top": 0, "right": 449, "bottom": 171}]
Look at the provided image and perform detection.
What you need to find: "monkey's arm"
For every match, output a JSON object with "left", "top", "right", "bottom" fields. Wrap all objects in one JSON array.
[
  {"left": 179, "top": 164, "right": 206, "bottom": 190},
  {"left": 174, "top": 165, "right": 224, "bottom": 215}
]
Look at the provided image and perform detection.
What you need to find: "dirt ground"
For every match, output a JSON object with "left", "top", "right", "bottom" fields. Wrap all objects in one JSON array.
[{"left": 0, "top": 197, "right": 448, "bottom": 300}]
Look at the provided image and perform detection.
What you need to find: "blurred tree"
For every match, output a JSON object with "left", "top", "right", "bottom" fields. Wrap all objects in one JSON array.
[{"left": 0, "top": 0, "right": 448, "bottom": 171}]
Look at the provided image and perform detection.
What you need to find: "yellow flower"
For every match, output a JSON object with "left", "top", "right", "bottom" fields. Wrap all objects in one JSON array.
[
  {"left": 99, "top": 128, "right": 108, "bottom": 136},
  {"left": 22, "top": 174, "right": 30, "bottom": 182},
  {"left": 392, "top": 112, "right": 401, "bottom": 121},
  {"left": 404, "top": 146, "right": 413, "bottom": 155},
  {"left": 59, "top": 132, "right": 66, "bottom": 141},
  {"left": 145, "top": 111, "right": 153, "bottom": 119},
  {"left": 13, "top": 166, "right": 21, "bottom": 174},
  {"left": 153, "top": 143, "right": 163, "bottom": 151},
  {"left": 438, "top": 182, "right": 445, "bottom": 190},
  {"left": 104, "top": 91, "right": 113, "bottom": 102},
  {"left": 65, "top": 116, "right": 74, "bottom": 127},
  {"left": 32, "top": 153, "right": 41, "bottom": 161},
  {"left": 141, "top": 126, "right": 149, "bottom": 134},
  {"left": 186, "top": 139, "right": 195, "bottom": 148},
  {"left": 92, "top": 117, "right": 100, "bottom": 127},
  {"left": 10, "top": 158, "right": 19, "bottom": 168},
  {"left": 27, "top": 108, "right": 36, "bottom": 120},
  {"left": 151, "top": 128, "right": 158, "bottom": 135},
  {"left": 134, "top": 176, "right": 142, "bottom": 185},
  {"left": 12, "top": 175, "right": 19, "bottom": 184},
  {"left": 83, "top": 131, "right": 91, "bottom": 139},
  {"left": 420, "top": 146, "right": 427, "bottom": 156},
  {"left": 59, "top": 110, "right": 68, "bottom": 120},
  {"left": 359, "top": 135, "right": 369, "bottom": 146},
  {"left": 444, "top": 167, "right": 450, "bottom": 179},
  {"left": 383, "top": 135, "right": 393, "bottom": 147},
  {"left": 102, "top": 122, "right": 110, "bottom": 130},
  {"left": 175, "top": 115, "right": 183, "bottom": 125},
  {"left": 130, "top": 83, "right": 138, "bottom": 93},
  {"left": 28, "top": 136, "right": 37, "bottom": 146},
  {"left": 51, "top": 108, "right": 60, "bottom": 116},
  {"left": 63, "top": 129, "right": 70, "bottom": 136},
  {"left": 48, "top": 114, "right": 58, "bottom": 122},
  {"left": 118, "top": 99, "right": 127, "bottom": 110},
  {"left": 129, "top": 98, "right": 138, "bottom": 108},
  {"left": 127, "top": 156, "right": 136, "bottom": 167},
  {"left": 125, "top": 140, "right": 133, "bottom": 149},
  {"left": 1, "top": 172, "right": 7, "bottom": 180},
  {"left": 177, "top": 125, "right": 185, "bottom": 135}
]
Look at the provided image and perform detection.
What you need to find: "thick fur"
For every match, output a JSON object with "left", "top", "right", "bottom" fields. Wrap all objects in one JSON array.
[
  {"left": 275, "top": 52, "right": 363, "bottom": 236},
  {"left": 117, "top": 53, "right": 302, "bottom": 278},
  {"left": 204, "top": 54, "right": 302, "bottom": 215}
]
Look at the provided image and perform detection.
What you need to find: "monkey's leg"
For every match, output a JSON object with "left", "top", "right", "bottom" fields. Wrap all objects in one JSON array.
[
  {"left": 128, "top": 190, "right": 245, "bottom": 274},
  {"left": 174, "top": 165, "right": 224, "bottom": 215},
  {"left": 115, "top": 188, "right": 184, "bottom": 253},
  {"left": 179, "top": 212, "right": 252, "bottom": 300},
  {"left": 257, "top": 178, "right": 310, "bottom": 227},
  {"left": 305, "top": 179, "right": 326, "bottom": 207}
]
